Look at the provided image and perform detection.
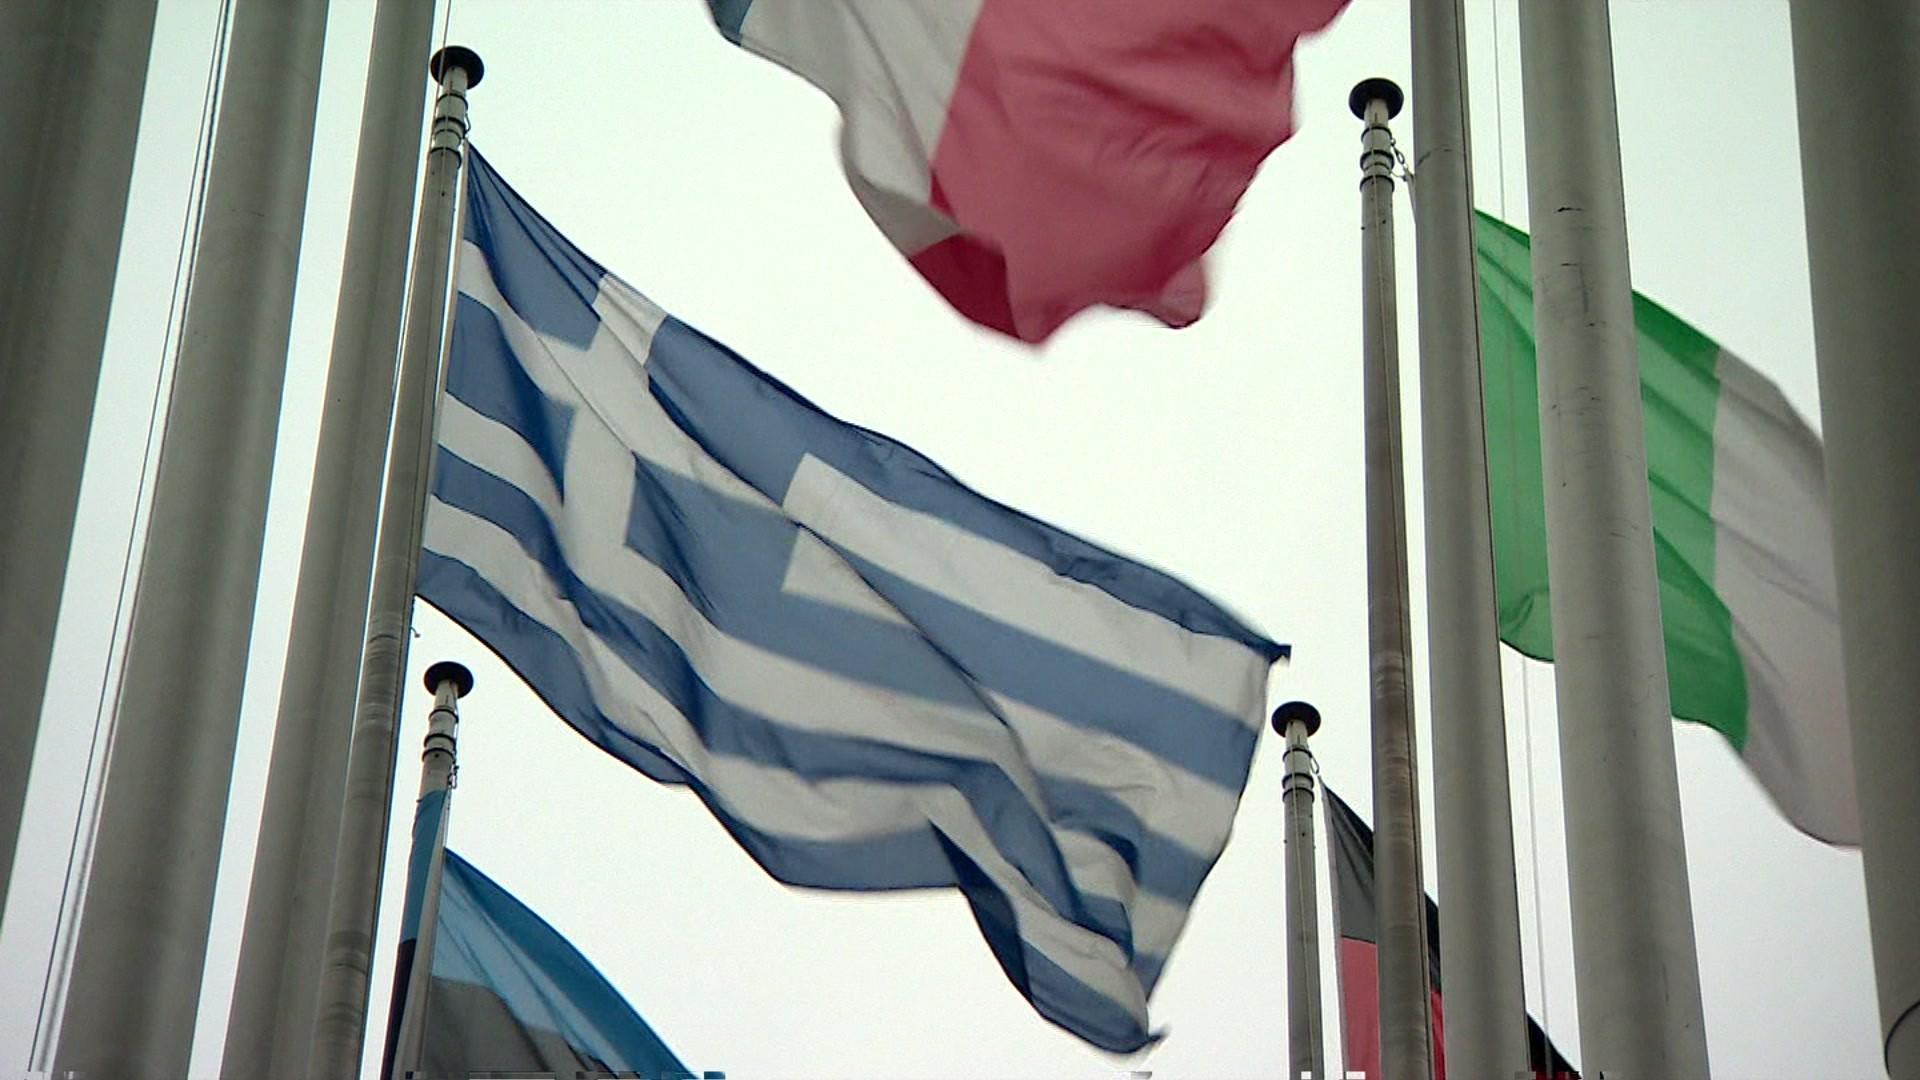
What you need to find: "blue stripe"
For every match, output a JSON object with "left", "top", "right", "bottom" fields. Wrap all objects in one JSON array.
[
  {"left": 836, "top": 549, "right": 1257, "bottom": 789},
  {"left": 938, "top": 832, "right": 1155, "bottom": 1053},
  {"left": 464, "top": 150, "right": 606, "bottom": 347},
  {"left": 430, "top": 451, "right": 1137, "bottom": 952},
  {"left": 423, "top": 554, "right": 955, "bottom": 888},
  {"left": 447, "top": 295, "right": 575, "bottom": 496},
  {"left": 420, "top": 551, "right": 694, "bottom": 787},
  {"left": 1028, "top": 776, "right": 1210, "bottom": 902}
]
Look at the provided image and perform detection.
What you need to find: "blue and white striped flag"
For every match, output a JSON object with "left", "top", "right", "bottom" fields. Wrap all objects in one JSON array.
[{"left": 419, "top": 148, "right": 1286, "bottom": 1052}]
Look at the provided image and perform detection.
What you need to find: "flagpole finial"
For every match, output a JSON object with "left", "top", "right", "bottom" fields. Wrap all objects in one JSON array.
[
  {"left": 1271, "top": 701, "right": 1321, "bottom": 738},
  {"left": 1348, "top": 77, "right": 1403, "bottom": 120},
  {"left": 424, "top": 661, "right": 475, "bottom": 698},
  {"left": 430, "top": 45, "right": 485, "bottom": 89}
]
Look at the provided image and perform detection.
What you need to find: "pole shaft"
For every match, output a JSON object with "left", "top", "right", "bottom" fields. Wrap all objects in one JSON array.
[
  {"left": 223, "top": 2, "right": 439, "bottom": 1074},
  {"left": 1515, "top": 4, "right": 1709, "bottom": 1076},
  {"left": 1358, "top": 95, "right": 1435, "bottom": 1080},
  {"left": 51, "top": 3, "right": 330, "bottom": 1076},
  {"left": 0, "top": 0, "right": 160, "bottom": 923},
  {"left": 309, "top": 59, "right": 474, "bottom": 1079},
  {"left": 1786, "top": 3, "right": 1920, "bottom": 1075},
  {"left": 1282, "top": 722, "right": 1324, "bottom": 1079},
  {"left": 387, "top": 680, "right": 461, "bottom": 1078},
  {"left": 1407, "top": 0, "right": 1530, "bottom": 1075}
]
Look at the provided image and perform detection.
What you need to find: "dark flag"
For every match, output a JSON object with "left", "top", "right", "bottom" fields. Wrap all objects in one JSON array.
[{"left": 1324, "top": 787, "right": 1578, "bottom": 1079}]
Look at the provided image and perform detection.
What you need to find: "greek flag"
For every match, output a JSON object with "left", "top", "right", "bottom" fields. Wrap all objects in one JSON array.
[{"left": 419, "top": 148, "right": 1285, "bottom": 1052}]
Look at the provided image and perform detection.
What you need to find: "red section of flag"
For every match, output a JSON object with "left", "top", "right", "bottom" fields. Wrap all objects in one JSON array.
[
  {"left": 1338, "top": 938, "right": 1381, "bottom": 1080},
  {"left": 923, "top": 0, "right": 1349, "bottom": 341},
  {"left": 1334, "top": 939, "right": 1447, "bottom": 1079}
]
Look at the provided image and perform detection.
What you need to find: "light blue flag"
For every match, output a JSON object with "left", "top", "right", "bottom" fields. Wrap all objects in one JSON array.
[
  {"left": 420, "top": 850, "right": 695, "bottom": 1078},
  {"left": 418, "top": 148, "right": 1286, "bottom": 1052}
]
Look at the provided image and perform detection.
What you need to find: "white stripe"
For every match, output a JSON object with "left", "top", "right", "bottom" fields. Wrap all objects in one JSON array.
[
  {"left": 452, "top": 248, "right": 1249, "bottom": 864},
  {"left": 734, "top": 0, "right": 977, "bottom": 252},
  {"left": 439, "top": 396, "right": 562, "bottom": 511},
  {"left": 785, "top": 453, "right": 1272, "bottom": 721},
  {"left": 1709, "top": 348, "right": 1857, "bottom": 844},
  {"left": 422, "top": 501, "right": 1147, "bottom": 1020}
]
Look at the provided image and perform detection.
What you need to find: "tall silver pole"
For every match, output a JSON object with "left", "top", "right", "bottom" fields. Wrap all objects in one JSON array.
[
  {"left": 386, "top": 662, "right": 473, "bottom": 1079},
  {"left": 223, "top": 2, "right": 441, "bottom": 1074},
  {"left": 1786, "top": 4, "right": 1920, "bottom": 1075},
  {"left": 1407, "top": 1, "right": 1529, "bottom": 1075},
  {"left": 1275, "top": 703, "right": 1325, "bottom": 1080},
  {"left": 1352, "top": 78, "right": 1435, "bottom": 1080},
  {"left": 1515, "top": 4, "right": 1710, "bottom": 1076},
  {"left": 0, "top": 0, "right": 160, "bottom": 923},
  {"left": 309, "top": 46, "right": 482, "bottom": 1079},
  {"left": 50, "top": 2, "right": 332, "bottom": 1077}
]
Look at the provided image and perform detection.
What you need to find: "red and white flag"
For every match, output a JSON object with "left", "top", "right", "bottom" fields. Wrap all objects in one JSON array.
[{"left": 707, "top": 0, "right": 1350, "bottom": 342}]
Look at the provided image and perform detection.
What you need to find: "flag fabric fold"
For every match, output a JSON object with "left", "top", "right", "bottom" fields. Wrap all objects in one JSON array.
[
  {"left": 416, "top": 850, "right": 692, "bottom": 1078},
  {"left": 1323, "top": 787, "right": 1578, "bottom": 1080},
  {"left": 704, "top": 0, "right": 1350, "bottom": 342},
  {"left": 416, "top": 148, "right": 1284, "bottom": 1052},
  {"left": 1475, "top": 212, "right": 1856, "bottom": 845}
]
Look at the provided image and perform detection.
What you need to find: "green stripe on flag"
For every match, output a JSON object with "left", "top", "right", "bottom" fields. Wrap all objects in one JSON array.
[{"left": 1474, "top": 212, "right": 1749, "bottom": 750}]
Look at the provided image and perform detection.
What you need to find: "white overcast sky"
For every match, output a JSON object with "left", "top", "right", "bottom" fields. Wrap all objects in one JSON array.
[{"left": 0, "top": 1, "right": 1884, "bottom": 1077}]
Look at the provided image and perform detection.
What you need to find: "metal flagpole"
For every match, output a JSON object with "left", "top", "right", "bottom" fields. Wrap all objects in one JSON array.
[
  {"left": 383, "top": 662, "right": 473, "bottom": 1080},
  {"left": 1275, "top": 702, "right": 1325, "bottom": 1080},
  {"left": 309, "top": 45, "right": 483, "bottom": 1079},
  {"left": 50, "top": 2, "right": 331, "bottom": 1077},
  {"left": 1351, "top": 77, "right": 1435, "bottom": 1080},
  {"left": 224, "top": 2, "right": 441, "bottom": 1073},
  {"left": 1786, "top": 3, "right": 1920, "bottom": 1075},
  {"left": 0, "top": 0, "right": 160, "bottom": 923},
  {"left": 1514, "top": 4, "right": 1710, "bottom": 1076},
  {"left": 1407, "top": 0, "right": 1530, "bottom": 1075}
]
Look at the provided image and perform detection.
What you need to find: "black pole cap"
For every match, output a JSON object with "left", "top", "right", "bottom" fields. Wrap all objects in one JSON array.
[
  {"left": 424, "top": 660, "right": 475, "bottom": 698},
  {"left": 1348, "top": 77, "right": 1404, "bottom": 120},
  {"left": 1270, "top": 700, "right": 1322, "bottom": 738},
  {"left": 430, "top": 45, "right": 485, "bottom": 88}
]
